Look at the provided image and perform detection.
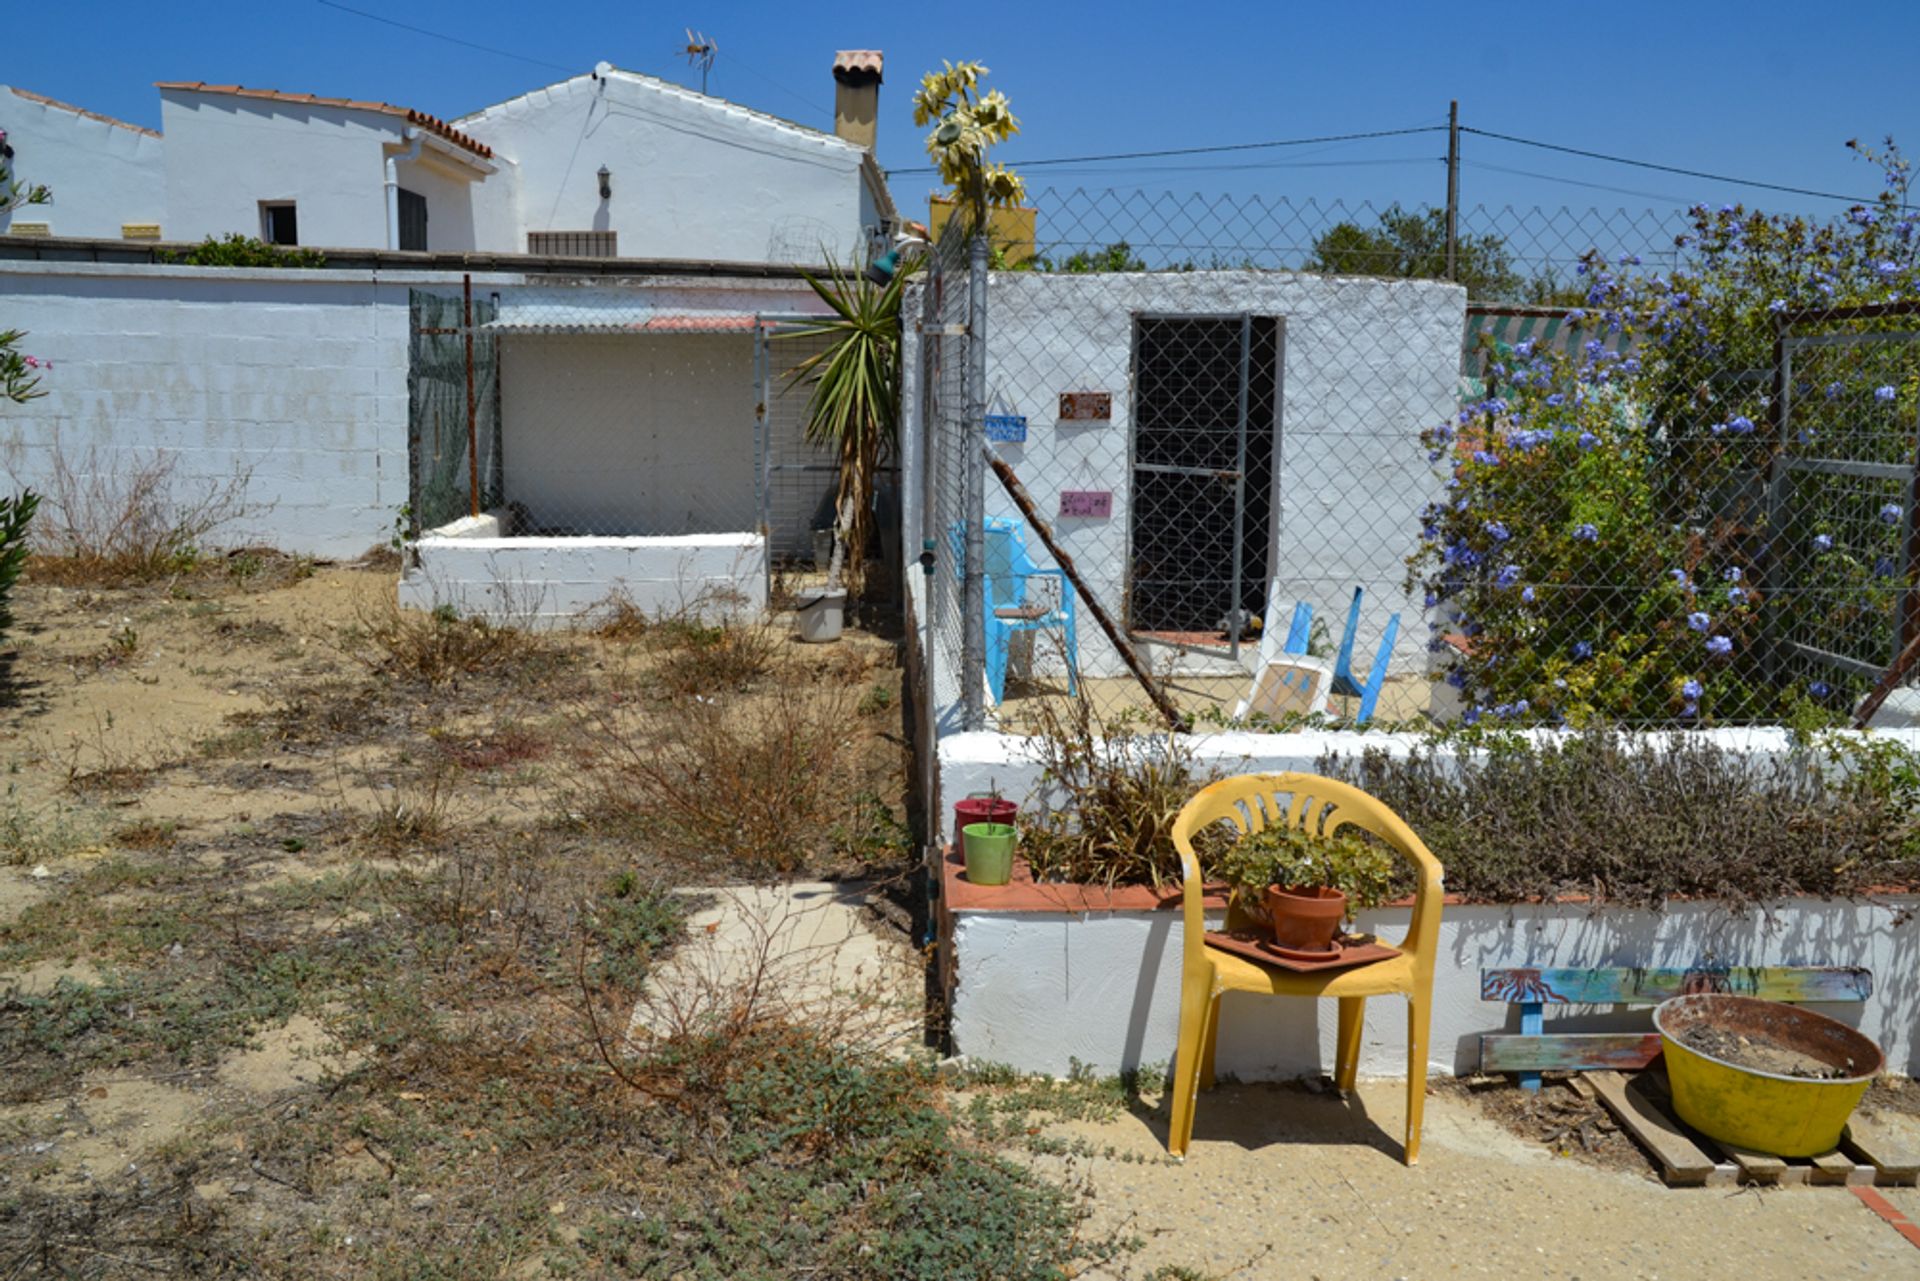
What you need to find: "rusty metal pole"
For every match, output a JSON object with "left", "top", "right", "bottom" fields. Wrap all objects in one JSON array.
[
  {"left": 989, "top": 455, "right": 1189, "bottom": 732},
  {"left": 463, "top": 273, "right": 479, "bottom": 520}
]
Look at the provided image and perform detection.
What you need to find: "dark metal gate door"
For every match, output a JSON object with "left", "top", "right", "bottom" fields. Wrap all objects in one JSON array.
[
  {"left": 1767, "top": 309, "right": 1920, "bottom": 691},
  {"left": 1128, "top": 312, "right": 1271, "bottom": 656}
]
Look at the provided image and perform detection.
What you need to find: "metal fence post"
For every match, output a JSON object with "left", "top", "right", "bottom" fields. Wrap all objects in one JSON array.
[{"left": 961, "top": 232, "right": 989, "bottom": 730}]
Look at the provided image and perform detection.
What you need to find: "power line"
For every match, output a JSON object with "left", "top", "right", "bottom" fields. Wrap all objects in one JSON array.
[
  {"left": 884, "top": 125, "right": 1448, "bottom": 176},
  {"left": 1462, "top": 159, "right": 1695, "bottom": 207},
  {"left": 315, "top": 2, "right": 575, "bottom": 75},
  {"left": 1013, "top": 156, "right": 1438, "bottom": 180},
  {"left": 1461, "top": 126, "right": 1873, "bottom": 205}
]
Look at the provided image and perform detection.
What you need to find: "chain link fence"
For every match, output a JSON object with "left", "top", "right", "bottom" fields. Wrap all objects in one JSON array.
[
  {"left": 910, "top": 187, "right": 1920, "bottom": 733},
  {"left": 402, "top": 278, "right": 848, "bottom": 622}
]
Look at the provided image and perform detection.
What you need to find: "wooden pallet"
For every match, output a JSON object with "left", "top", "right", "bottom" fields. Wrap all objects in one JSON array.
[{"left": 1587, "top": 1069, "right": 1919, "bottom": 1189}]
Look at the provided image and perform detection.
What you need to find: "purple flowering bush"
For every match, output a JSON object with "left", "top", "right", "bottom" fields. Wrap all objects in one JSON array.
[{"left": 1414, "top": 140, "right": 1920, "bottom": 725}]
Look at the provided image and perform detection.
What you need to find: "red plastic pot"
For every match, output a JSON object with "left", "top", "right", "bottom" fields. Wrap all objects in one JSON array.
[{"left": 952, "top": 795, "right": 1016, "bottom": 844}]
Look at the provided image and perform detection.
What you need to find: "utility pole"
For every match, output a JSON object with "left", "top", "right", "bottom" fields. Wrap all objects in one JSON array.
[{"left": 1444, "top": 99, "right": 1460, "bottom": 283}]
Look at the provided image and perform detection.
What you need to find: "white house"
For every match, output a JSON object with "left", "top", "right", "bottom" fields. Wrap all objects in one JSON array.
[
  {"left": 0, "top": 86, "right": 166, "bottom": 239},
  {"left": 156, "top": 83, "right": 511, "bottom": 253},
  {"left": 453, "top": 54, "right": 894, "bottom": 265}
]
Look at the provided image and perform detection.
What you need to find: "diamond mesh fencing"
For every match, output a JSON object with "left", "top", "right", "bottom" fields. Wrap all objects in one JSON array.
[
  {"left": 404, "top": 279, "right": 843, "bottom": 598},
  {"left": 906, "top": 187, "right": 1920, "bottom": 733}
]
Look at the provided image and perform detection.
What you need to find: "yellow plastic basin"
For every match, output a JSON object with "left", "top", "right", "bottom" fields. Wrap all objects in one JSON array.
[{"left": 1654, "top": 994, "right": 1883, "bottom": 1157}]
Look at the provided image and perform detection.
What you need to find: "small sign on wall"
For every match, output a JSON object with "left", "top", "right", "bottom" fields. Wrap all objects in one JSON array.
[
  {"left": 1059, "top": 490, "right": 1113, "bottom": 519},
  {"left": 1058, "top": 392, "right": 1112, "bottom": 422},
  {"left": 984, "top": 414, "right": 1028, "bottom": 443}
]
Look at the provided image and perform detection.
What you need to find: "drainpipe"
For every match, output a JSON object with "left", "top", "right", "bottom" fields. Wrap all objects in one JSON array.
[{"left": 384, "top": 129, "right": 423, "bottom": 250}]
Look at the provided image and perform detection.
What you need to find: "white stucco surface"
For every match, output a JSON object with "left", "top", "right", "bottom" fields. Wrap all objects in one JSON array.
[
  {"left": 0, "top": 260, "right": 498, "bottom": 558},
  {"left": 457, "top": 69, "right": 876, "bottom": 262},
  {"left": 400, "top": 529, "right": 767, "bottom": 625},
  {"left": 0, "top": 86, "right": 165, "bottom": 238},
  {"left": 159, "top": 89, "right": 498, "bottom": 253},
  {"left": 899, "top": 270, "right": 1463, "bottom": 711},
  {"left": 947, "top": 896, "right": 1920, "bottom": 1081},
  {"left": 500, "top": 332, "right": 756, "bottom": 534}
]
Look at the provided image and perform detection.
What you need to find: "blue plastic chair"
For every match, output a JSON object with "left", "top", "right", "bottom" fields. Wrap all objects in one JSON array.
[
  {"left": 949, "top": 517, "right": 1079, "bottom": 703},
  {"left": 1330, "top": 587, "right": 1401, "bottom": 726}
]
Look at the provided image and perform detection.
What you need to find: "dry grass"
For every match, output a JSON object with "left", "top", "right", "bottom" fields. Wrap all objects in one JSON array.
[{"left": 344, "top": 592, "right": 570, "bottom": 687}]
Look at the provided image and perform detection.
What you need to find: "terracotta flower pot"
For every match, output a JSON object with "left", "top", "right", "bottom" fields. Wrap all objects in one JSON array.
[{"left": 1264, "top": 884, "right": 1347, "bottom": 954}]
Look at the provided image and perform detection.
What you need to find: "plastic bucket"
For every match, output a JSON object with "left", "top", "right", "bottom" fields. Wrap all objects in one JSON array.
[
  {"left": 1654, "top": 994, "right": 1883, "bottom": 1156},
  {"left": 961, "top": 822, "right": 1017, "bottom": 886},
  {"left": 795, "top": 590, "right": 845, "bottom": 643},
  {"left": 952, "top": 795, "right": 1016, "bottom": 845}
]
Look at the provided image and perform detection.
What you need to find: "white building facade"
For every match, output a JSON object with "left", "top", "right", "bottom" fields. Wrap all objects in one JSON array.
[{"left": 0, "top": 86, "right": 166, "bottom": 240}]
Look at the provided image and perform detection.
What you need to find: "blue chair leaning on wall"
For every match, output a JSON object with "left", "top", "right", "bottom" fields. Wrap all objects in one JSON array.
[{"left": 949, "top": 517, "right": 1079, "bottom": 703}]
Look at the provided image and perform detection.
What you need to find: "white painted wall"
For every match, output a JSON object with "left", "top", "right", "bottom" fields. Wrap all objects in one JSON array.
[
  {"left": 948, "top": 896, "right": 1920, "bottom": 1081},
  {"left": 161, "top": 91, "right": 396, "bottom": 248},
  {"left": 500, "top": 332, "right": 756, "bottom": 534},
  {"left": 457, "top": 70, "right": 872, "bottom": 263},
  {"left": 900, "top": 271, "right": 1462, "bottom": 711},
  {"left": 389, "top": 144, "right": 505, "bottom": 254},
  {"left": 0, "top": 86, "right": 165, "bottom": 238},
  {"left": 0, "top": 260, "right": 511, "bottom": 558},
  {"left": 399, "top": 528, "right": 767, "bottom": 625}
]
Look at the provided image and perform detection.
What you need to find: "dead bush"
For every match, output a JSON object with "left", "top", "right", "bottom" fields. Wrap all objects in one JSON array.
[
  {"left": 20, "top": 436, "right": 260, "bottom": 584},
  {"left": 345, "top": 592, "right": 563, "bottom": 686},
  {"left": 577, "top": 677, "right": 870, "bottom": 876}
]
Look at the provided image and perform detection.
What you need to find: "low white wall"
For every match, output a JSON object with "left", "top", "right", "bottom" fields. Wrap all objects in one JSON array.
[
  {"left": 399, "top": 530, "right": 767, "bottom": 625},
  {"left": 948, "top": 896, "right": 1920, "bottom": 1081}
]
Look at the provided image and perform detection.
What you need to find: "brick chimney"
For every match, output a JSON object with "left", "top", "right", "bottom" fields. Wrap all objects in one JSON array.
[{"left": 832, "top": 51, "right": 882, "bottom": 149}]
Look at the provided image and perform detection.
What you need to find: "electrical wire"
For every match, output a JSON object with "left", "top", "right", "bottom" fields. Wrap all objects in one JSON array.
[
  {"left": 1461, "top": 126, "right": 1873, "bottom": 205},
  {"left": 884, "top": 125, "right": 1449, "bottom": 176},
  {"left": 315, "top": 1, "right": 575, "bottom": 75},
  {"left": 1461, "top": 159, "right": 1695, "bottom": 207}
]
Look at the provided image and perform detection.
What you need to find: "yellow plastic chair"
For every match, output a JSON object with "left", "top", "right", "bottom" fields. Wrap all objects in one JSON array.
[{"left": 1167, "top": 772, "right": 1445, "bottom": 1163}]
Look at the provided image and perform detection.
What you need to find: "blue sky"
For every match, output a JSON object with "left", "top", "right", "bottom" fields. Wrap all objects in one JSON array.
[{"left": 15, "top": 0, "right": 1920, "bottom": 221}]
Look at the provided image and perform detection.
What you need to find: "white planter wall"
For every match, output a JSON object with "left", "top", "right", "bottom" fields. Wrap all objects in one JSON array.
[
  {"left": 948, "top": 896, "right": 1920, "bottom": 1081},
  {"left": 400, "top": 528, "right": 767, "bottom": 626}
]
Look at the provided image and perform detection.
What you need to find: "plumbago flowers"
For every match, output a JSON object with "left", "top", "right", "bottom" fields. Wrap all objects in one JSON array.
[{"left": 1412, "top": 140, "right": 1920, "bottom": 726}]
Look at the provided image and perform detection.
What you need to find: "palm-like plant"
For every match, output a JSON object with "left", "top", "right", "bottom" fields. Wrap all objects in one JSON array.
[{"left": 782, "top": 257, "right": 910, "bottom": 600}]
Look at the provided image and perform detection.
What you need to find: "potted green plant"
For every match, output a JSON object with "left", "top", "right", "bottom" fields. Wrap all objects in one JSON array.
[{"left": 1213, "top": 824, "right": 1398, "bottom": 957}]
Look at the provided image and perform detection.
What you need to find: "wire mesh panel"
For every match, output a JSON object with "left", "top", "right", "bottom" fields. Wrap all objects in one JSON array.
[
  {"left": 407, "top": 288, "right": 500, "bottom": 532},
  {"left": 923, "top": 229, "right": 980, "bottom": 729},
  {"left": 757, "top": 320, "right": 842, "bottom": 562},
  {"left": 903, "top": 182, "right": 1920, "bottom": 732}
]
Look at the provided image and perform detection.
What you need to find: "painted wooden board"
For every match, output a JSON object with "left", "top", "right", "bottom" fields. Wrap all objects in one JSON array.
[
  {"left": 1588, "top": 1070, "right": 1733, "bottom": 1187},
  {"left": 1481, "top": 965, "right": 1872, "bottom": 1006},
  {"left": 1480, "top": 1032, "right": 1663, "bottom": 1072}
]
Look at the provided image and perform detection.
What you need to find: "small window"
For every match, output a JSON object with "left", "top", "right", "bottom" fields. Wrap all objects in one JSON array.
[
  {"left": 528, "top": 230, "right": 618, "bottom": 258},
  {"left": 260, "top": 202, "right": 298, "bottom": 246},
  {"left": 397, "top": 189, "right": 428, "bottom": 252}
]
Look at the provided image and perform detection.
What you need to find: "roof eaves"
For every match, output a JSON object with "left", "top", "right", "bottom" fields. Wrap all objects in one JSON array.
[
  {"left": 6, "top": 86, "right": 160, "bottom": 138},
  {"left": 154, "top": 81, "right": 493, "bottom": 159}
]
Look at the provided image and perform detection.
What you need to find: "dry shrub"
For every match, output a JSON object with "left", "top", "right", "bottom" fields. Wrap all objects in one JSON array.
[
  {"left": 346, "top": 592, "right": 562, "bottom": 686},
  {"left": 1328, "top": 726, "right": 1920, "bottom": 908},
  {"left": 1012, "top": 690, "right": 1221, "bottom": 889},
  {"left": 585, "top": 589, "right": 775, "bottom": 696},
  {"left": 21, "top": 437, "right": 259, "bottom": 584},
  {"left": 361, "top": 761, "right": 460, "bottom": 849},
  {"left": 435, "top": 723, "right": 549, "bottom": 770},
  {"left": 578, "top": 677, "right": 868, "bottom": 876}
]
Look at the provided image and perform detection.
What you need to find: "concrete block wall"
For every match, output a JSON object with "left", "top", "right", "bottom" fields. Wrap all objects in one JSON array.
[{"left": 0, "top": 261, "right": 513, "bottom": 559}]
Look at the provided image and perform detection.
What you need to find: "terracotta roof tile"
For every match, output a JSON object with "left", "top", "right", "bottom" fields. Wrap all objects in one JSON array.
[
  {"left": 6, "top": 87, "right": 160, "bottom": 138},
  {"left": 154, "top": 82, "right": 492, "bottom": 159},
  {"left": 832, "top": 51, "right": 884, "bottom": 83}
]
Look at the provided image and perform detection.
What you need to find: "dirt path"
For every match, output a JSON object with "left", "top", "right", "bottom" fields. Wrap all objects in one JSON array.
[{"left": 1043, "top": 1081, "right": 1920, "bottom": 1279}]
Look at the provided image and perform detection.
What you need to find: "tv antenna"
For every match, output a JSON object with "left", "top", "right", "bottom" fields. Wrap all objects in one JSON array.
[{"left": 681, "top": 29, "right": 718, "bottom": 94}]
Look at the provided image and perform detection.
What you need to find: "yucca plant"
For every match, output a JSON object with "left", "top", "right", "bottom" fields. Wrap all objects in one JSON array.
[{"left": 782, "top": 257, "right": 909, "bottom": 600}]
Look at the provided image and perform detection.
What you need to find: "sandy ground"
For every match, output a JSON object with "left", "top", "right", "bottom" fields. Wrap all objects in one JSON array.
[{"left": 1048, "top": 1081, "right": 1920, "bottom": 1279}]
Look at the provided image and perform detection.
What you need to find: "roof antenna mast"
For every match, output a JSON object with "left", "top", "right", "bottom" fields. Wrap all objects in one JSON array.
[{"left": 681, "top": 29, "right": 718, "bottom": 95}]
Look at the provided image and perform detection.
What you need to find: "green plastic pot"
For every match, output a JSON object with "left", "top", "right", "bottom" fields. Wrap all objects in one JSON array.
[{"left": 961, "top": 822, "right": 1017, "bottom": 886}]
